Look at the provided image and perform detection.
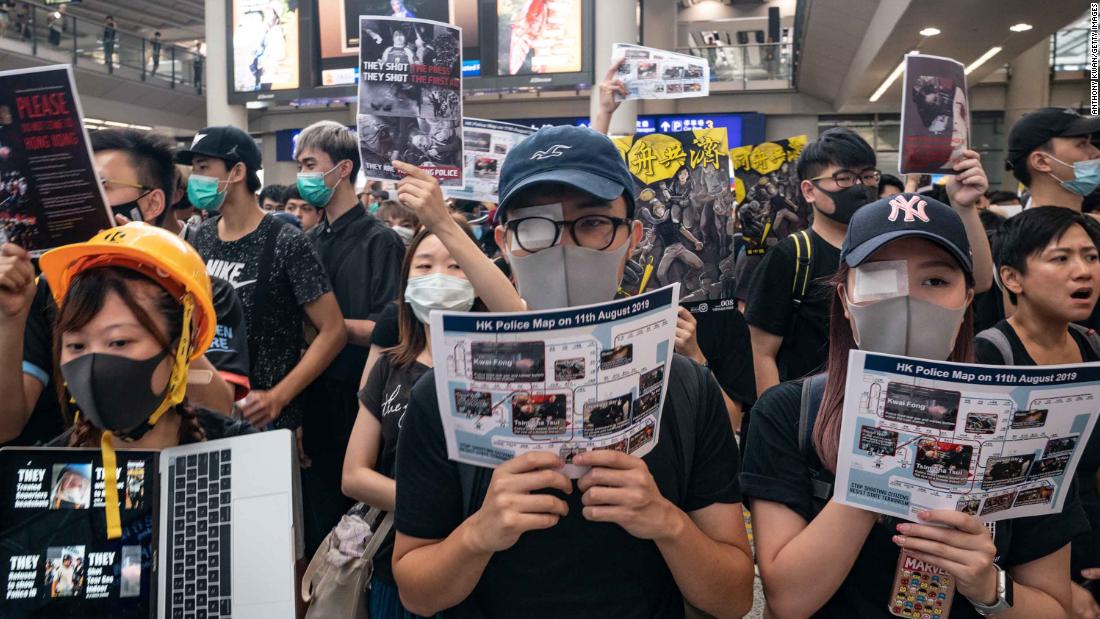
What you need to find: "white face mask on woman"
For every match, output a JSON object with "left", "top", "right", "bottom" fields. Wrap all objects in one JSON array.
[{"left": 404, "top": 273, "right": 475, "bottom": 324}]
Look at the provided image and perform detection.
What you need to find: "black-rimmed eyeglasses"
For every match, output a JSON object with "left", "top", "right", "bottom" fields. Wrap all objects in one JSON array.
[
  {"left": 808, "top": 169, "right": 881, "bottom": 188},
  {"left": 506, "top": 215, "right": 630, "bottom": 252}
]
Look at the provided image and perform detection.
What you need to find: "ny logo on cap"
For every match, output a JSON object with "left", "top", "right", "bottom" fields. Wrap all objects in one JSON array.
[
  {"left": 888, "top": 195, "right": 929, "bottom": 223},
  {"left": 531, "top": 144, "right": 571, "bottom": 160}
]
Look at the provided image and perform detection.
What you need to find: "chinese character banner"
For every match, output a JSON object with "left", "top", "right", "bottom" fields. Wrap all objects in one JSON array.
[{"left": 613, "top": 129, "right": 734, "bottom": 311}]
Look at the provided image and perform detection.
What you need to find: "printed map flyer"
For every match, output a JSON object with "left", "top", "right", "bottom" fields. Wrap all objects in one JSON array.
[
  {"left": 445, "top": 118, "right": 534, "bottom": 203},
  {"left": 612, "top": 43, "right": 709, "bottom": 100},
  {"left": 835, "top": 350, "right": 1100, "bottom": 522},
  {"left": 430, "top": 285, "right": 679, "bottom": 474}
]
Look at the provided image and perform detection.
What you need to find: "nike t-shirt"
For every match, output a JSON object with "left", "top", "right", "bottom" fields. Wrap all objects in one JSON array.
[{"left": 192, "top": 214, "right": 332, "bottom": 428}]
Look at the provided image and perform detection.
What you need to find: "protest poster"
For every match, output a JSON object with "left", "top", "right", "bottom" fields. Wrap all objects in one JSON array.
[
  {"left": 430, "top": 285, "right": 678, "bottom": 475},
  {"left": 833, "top": 350, "right": 1100, "bottom": 522},
  {"left": 0, "top": 450, "right": 155, "bottom": 609},
  {"left": 445, "top": 118, "right": 534, "bottom": 203},
  {"left": 611, "top": 43, "right": 710, "bottom": 100},
  {"left": 899, "top": 53, "right": 969, "bottom": 174},
  {"left": 612, "top": 129, "right": 735, "bottom": 310},
  {"left": 356, "top": 15, "right": 463, "bottom": 185},
  {"left": 0, "top": 65, "right": 112, "bottom": 255},
  {"left": 729, "top": 135, "right": 808, "bottom": 256}
]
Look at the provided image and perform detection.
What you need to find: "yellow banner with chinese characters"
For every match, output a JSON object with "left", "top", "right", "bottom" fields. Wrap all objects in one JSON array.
[{"left": 613, "top": 128, "right": 735, "bottom": 310}]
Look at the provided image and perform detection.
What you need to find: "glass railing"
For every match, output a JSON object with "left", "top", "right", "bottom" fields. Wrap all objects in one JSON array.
[
  {"left": 0, "top": 0, "right": 204, "bottom": 93},
  {"left": 1051, "top": 28, "right": 1088, "bottom": 72},
  {"left": 675, "top": 42, "right": 794, "bottom": 89}
]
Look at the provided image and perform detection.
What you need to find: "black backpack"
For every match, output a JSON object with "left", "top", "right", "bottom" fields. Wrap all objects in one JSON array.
[
  {"left": 797, "top": 373, "right": 834, "bottom": 514},
  {"left": 976, "top": 324, "right": 1100, "bottom": 364}
]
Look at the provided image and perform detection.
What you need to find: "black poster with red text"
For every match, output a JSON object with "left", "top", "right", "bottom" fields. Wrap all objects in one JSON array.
[{"left": 0, "top": 65, "right": 112, "bottom": 255}]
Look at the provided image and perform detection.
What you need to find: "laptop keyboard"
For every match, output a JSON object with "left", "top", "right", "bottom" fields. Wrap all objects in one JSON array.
[{"left": 166, "top": 449, "right": 232, "bottom": 619}]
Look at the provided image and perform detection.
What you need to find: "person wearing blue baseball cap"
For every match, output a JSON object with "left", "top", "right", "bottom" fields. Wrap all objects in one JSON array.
[
  {"left": 390, "top": 125, "right": 755, "bottom": 618},
  {"left": 741, "top": 192, "right": 1087, "bottom": 618}
]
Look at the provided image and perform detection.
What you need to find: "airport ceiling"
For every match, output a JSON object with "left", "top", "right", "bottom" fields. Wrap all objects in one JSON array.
[{"left": 799, "top": 0, "right": 1089, "bottom": 111}]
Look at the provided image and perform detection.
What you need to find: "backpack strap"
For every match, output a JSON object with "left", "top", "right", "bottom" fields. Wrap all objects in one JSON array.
[
  {"left": 798, "top": 373, "right": 833, "bottom": 507},
  {"left": 1069, "top": 323, "right": 1100, "bottom": 359},
  {"left": 976, "top": 327, "right": 1014, "bottom": 365},
  {"left": 250, "top": 215, "right": 289, "bottom": 356},
  {"left": 789, "top": 230, "right": 813, "bottom": 306}
]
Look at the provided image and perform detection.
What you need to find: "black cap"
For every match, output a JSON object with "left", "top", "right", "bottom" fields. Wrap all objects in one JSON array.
[
  {"left": 842, "top": 192, "right": 972, "bottom": 275},
  {"left": 1005, "top": 108, "right": 1100, "bottom": 173},
  {"left": 496, "top": 125, "right": 635, "bottom": 221},
  {"left": 176, "top": 126, "right": 262, "bottom": 172}
]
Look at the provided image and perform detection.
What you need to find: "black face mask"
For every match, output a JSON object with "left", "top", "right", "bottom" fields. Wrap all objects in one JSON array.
[
  {"left": 814, "top": 183, "right": 878, "bottom": 224},
  {"left": 111, "top": 199, "right": 143, "bottom": 223},
  {"left": 110, "top": 189, "right": 154, "bottom": 223},
  {"left": 61, "top": 350, "right": 169, "bottom": 439}
]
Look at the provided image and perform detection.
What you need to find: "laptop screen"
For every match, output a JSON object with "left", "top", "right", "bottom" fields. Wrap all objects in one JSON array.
[{"left": 0, "top": 448, "right": 157, "bottom": 619}]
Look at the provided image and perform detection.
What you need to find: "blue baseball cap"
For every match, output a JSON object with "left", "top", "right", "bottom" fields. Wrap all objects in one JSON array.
[
  {"left": 496, "top": 125, "right": 636, "bottom": 221},
  {"left": 841, "top": 192, "right": 972, "bottom": 276}
]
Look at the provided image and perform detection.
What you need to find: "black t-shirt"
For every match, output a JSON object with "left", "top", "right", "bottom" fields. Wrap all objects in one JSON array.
[
  {"left": 193, "top": 214, "right": 332, "bottom": 428},
  {"left": 744, "top": 229, "right": 840, "bottom": 381},
  {"left": 356, "top": 352, "right": 429, "bottom": 585},
  {"left": 693, "top": 308, "right": 756, "bottom": 409},
  {"left": 733, "top": 252, "right": 763, "bottom": 303},
  {"left": 205, "top": 277, "right": 251, "bottom": 398},
  {"left": 308, "top": 207, "right": 404, "bottom": 382},
  {"left": 741, "top": 379, "right": 1091, "bottom": 619},
  {"left": 975, "top": 320, "right": 1100, "bottom": 584},
  {"left": 370, "top": 302, "right": 400, "bottom": 349},
  {"left": 11, "top": 277, "right": 63, "bottom": 447},
  {"left": 394, "top": 355, "right": 742, "bottom": 618}
]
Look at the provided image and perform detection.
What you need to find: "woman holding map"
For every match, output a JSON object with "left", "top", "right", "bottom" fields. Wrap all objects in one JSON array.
[
  {"left": 740, "top": 193, "right": 1087, "bottom": 618},
  {"left": 341, "top": 162, "right": 523, "bottom": 618}
]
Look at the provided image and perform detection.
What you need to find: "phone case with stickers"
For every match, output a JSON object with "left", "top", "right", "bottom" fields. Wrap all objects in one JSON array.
[{"left": 888, "top": 550, "right": 956, "bottom": 619}]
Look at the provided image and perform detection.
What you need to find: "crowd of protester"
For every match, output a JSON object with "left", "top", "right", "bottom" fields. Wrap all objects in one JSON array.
[{"left": 0, "top": 91, "right": 1097, "bottom": 618}]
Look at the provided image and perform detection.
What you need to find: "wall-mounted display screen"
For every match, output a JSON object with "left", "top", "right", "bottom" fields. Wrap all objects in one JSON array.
[
  {"left": 227, "top": 0, "right": 592, "bottom": 104},
  {"left": 317, "top": 0, "right": 479, "bottom": 86},
  {"left": 496, "top": 0, "right": 581, "bottom": 76},
  {"left": 231, "top": 0, "right": 300, "bottom": 92}
]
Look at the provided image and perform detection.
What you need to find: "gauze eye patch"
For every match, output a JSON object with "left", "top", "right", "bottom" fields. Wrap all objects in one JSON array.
[{"left": 852, "top": 260, "right": 909, "bottom": 304}]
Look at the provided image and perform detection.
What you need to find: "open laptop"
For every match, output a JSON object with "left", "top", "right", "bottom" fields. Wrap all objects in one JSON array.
[{"left": 0, "top": 430, "right": 301, "bottom": 619}]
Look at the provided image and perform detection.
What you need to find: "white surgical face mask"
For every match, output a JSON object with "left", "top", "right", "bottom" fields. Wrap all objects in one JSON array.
[
  {"left": 392, "top": 225, "right": 415, "bottom": 245},
  {"left": 845, "top": 260, "right": 967, "bottom": 361},
  {"left": 404, "top": 273, "right": 475, "bottom": 324}
]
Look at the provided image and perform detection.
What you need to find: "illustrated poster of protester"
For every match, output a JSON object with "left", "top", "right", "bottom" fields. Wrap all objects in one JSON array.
[
  {"left": 899, "top": 53, "right": 969, "bottom": 174},
  {"left": 729, "top": 134, "right": 808, "bottom": 257},
  {"left": 0, "top": 65, "right": 112, "bottom": 255},
  {"left": 357, "top": 15, "right": 464, "bottom": 185},
  {"left": 613, "top": 128, "right": 735, "bottom": 310}
]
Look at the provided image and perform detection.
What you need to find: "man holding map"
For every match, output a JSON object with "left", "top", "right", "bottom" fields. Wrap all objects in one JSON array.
[{"left": 391, "top": 125, "right": 754, "bottom": 618}]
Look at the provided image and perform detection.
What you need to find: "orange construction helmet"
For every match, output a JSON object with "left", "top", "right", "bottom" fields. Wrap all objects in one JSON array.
[{"left": 39, "top": 222, "right": 215, "bottom": 360}]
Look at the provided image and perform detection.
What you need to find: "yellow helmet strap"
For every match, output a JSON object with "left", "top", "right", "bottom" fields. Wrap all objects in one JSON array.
[{"left": 99, "top": 294, "right": 194, "bottom": 540}]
